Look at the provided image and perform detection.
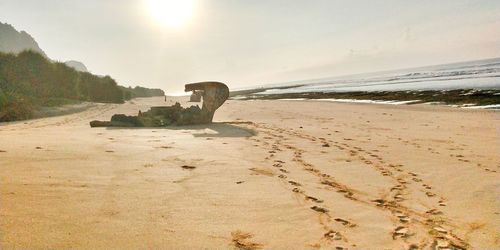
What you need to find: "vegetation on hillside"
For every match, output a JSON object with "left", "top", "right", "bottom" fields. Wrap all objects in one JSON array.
[
  {"left": 0, "top": 50, "right": 164, "bottom": 122},
  {"left": 120, "top": 86, "right": 165, "bottom": 100}
]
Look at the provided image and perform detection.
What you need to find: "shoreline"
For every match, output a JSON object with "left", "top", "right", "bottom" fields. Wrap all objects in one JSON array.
[
  {"left": 230, "top": 88, "right": 500, "bottom": 109},
  {"left": 258, "top": 98, "right": 500, "bottom": 110}
]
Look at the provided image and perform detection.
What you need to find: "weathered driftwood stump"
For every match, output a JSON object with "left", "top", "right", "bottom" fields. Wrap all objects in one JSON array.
[
  {"left": 184, "top": 81, "right": 229, "bottom": 123},
  {"left": 189, "top": 90, "right": 202, "bottom": 102},
  {"left": 90, "top": 81, "right": 229, "bottom": 127}
]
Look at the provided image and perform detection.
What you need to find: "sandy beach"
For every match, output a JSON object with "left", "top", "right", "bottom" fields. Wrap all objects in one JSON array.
[{"left": 0, "top": 96, "right": 499, "bottom": 249}]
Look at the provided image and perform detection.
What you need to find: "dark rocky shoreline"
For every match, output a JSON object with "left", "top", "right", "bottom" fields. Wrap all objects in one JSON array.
[{"left": 230, "top": 89, "right": 500, "bottom": 107}]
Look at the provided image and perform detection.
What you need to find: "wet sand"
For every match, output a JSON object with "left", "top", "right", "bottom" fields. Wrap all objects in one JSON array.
[{"left": 1, "top": 96, "right": 499, "bottom": 249}]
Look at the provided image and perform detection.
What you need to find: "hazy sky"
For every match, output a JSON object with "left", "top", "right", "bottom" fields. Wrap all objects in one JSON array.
[{"left": 1, "top": 0, "right": 499, "bottom": 93}]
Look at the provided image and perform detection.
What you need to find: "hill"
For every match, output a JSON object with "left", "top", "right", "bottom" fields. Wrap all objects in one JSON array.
[
  {"left": 0, "top": 51, "right": 126, "bottom": 121},
  {"left": 0, "top": 22, "right": 47, "bottom": 57},
  {"left": 64, "top": 60, "right": 88, "bottom": 72},
  {"left": 1, "top": 21, "right": 91, "bottom": 73},
  {"left": 0, "top": 22, "right": 165, "bottom": 121}
]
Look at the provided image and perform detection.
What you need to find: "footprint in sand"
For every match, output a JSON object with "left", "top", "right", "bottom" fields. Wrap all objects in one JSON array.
[
  {"left": 433, "top": 238, "right": 453, "bottom": 249},
  {"left": 231, "top": 230, "right": 263, "bottom": 250},
  {"left": 484, "top": 167, "right": 497, "bottom": 173},
  {"left": 336, "top": 189, "right": 354, "bottom": 199},
  {"left": 181, "top": 165, "right": 196, "bottom": 170},
  {"left": 397, "top": 178, "right": 408, "bottom": 184},
  {"left": 432, "top": 226, "right": 448, "bottom": 234},
  {"left": 438, "top": 199, "right": 447, "bottom": 206},
  {"left": 372, "top": 199, "right": 387, "bottom": 207},
  {"left": 393, "top": 193, "right": 405, "bottom": 202},
  {"left": 310, "top": 206, "right": 329, "bottom": 213},
  {"left": 390, "top": 184, "right": 405, "bottom": 191},
  {"left": 426, "top": 208, "right": 443, "bottom": 215},
  {"left": 425, "top": 191, "right": 436, "bottom": 197},
  {"left": 393, "top": 211, "right": 410, "bottom": 223},
  {"left": 324, "top": 230, "right": 343, "bottom": 241},
  {"left": 249, "top": 168, "right": 274, "bottom": 177},
  {"left": 380, "top": 169, "right": 392, "bottom": 176},
  {"left": 392, "top": 226, "right": 409, "bottom": 239},
  {"left": 412, "top": 177, "right": 422, "bottom": 182},
  {"left": 305, "top": 195, "right": 323, "bottom": 203},
  {"left": 334, "top": 218, "right": 356, "bottom": 227}
]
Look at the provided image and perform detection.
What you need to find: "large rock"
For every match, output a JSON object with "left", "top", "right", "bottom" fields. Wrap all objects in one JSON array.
[
  {"left": 64, "top": 60, "right": 88, "bottom": 72},
  {"left": 89, "top": 82, "right": 230, "bottom": 128}
]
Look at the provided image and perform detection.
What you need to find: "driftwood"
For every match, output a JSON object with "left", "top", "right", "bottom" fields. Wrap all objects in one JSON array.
[{"left": 90, "top": 81, "right": 229, "bottom": 127}]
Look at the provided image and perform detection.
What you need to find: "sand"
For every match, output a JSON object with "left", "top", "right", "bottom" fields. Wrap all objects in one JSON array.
[{"left": 0, "top": 96, "right": 499, "bottom": 249}]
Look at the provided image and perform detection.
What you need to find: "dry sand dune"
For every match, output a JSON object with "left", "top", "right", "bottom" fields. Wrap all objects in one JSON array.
[{"left": 1, "top": 96, "right": 499, "bottom": 249}]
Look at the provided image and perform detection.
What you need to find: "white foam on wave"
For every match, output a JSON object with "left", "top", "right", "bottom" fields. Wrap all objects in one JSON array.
[
  {"left": 278, "top": 98, "right": 420, "bottom": 105},
  {"left": 462, "top": 104, "right": 500, "bottom": 110},
  {"left": 277, "top": 98, "right": 500, "bottom": 110},
  {"left": 256, "top": 57, "right": 500, "bottom": 94}
]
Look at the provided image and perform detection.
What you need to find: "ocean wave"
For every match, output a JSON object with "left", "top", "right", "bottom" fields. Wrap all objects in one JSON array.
[{"left": 256, "top": 57, "right": 500, "bottom": 94}]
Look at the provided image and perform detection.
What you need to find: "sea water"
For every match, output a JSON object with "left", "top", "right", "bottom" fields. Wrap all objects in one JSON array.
[{"left": 257, "top": 57, "right": 500, "bottom": 95}]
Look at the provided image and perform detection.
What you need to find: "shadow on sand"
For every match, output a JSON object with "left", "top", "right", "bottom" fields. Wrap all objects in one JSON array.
[{"left": 105, "top": 122, "right": 257, "bottom": 138}]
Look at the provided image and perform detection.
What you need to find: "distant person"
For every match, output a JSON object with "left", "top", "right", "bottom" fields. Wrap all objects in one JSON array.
[{"left": 164, "top": 95, "right": 166, "bottom": 102}]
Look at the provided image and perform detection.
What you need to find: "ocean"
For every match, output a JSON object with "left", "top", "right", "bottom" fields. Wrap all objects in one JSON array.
[{"left": 256, "top": 57, "right": 500, "bottom": 95}]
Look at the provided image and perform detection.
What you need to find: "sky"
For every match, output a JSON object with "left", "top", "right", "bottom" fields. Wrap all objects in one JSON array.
[{"left": 1, "top": 0, "right": 499, "bottom": 93}]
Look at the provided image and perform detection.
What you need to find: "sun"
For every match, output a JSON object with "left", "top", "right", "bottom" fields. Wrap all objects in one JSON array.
[{"left": 147, "top": 0, "right": 195, "bottom": 27}]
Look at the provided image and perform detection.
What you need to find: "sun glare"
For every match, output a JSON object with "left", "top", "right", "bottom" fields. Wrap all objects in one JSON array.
[{"left": 147, "top": 0, "right": 195, "bottom": 27}]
